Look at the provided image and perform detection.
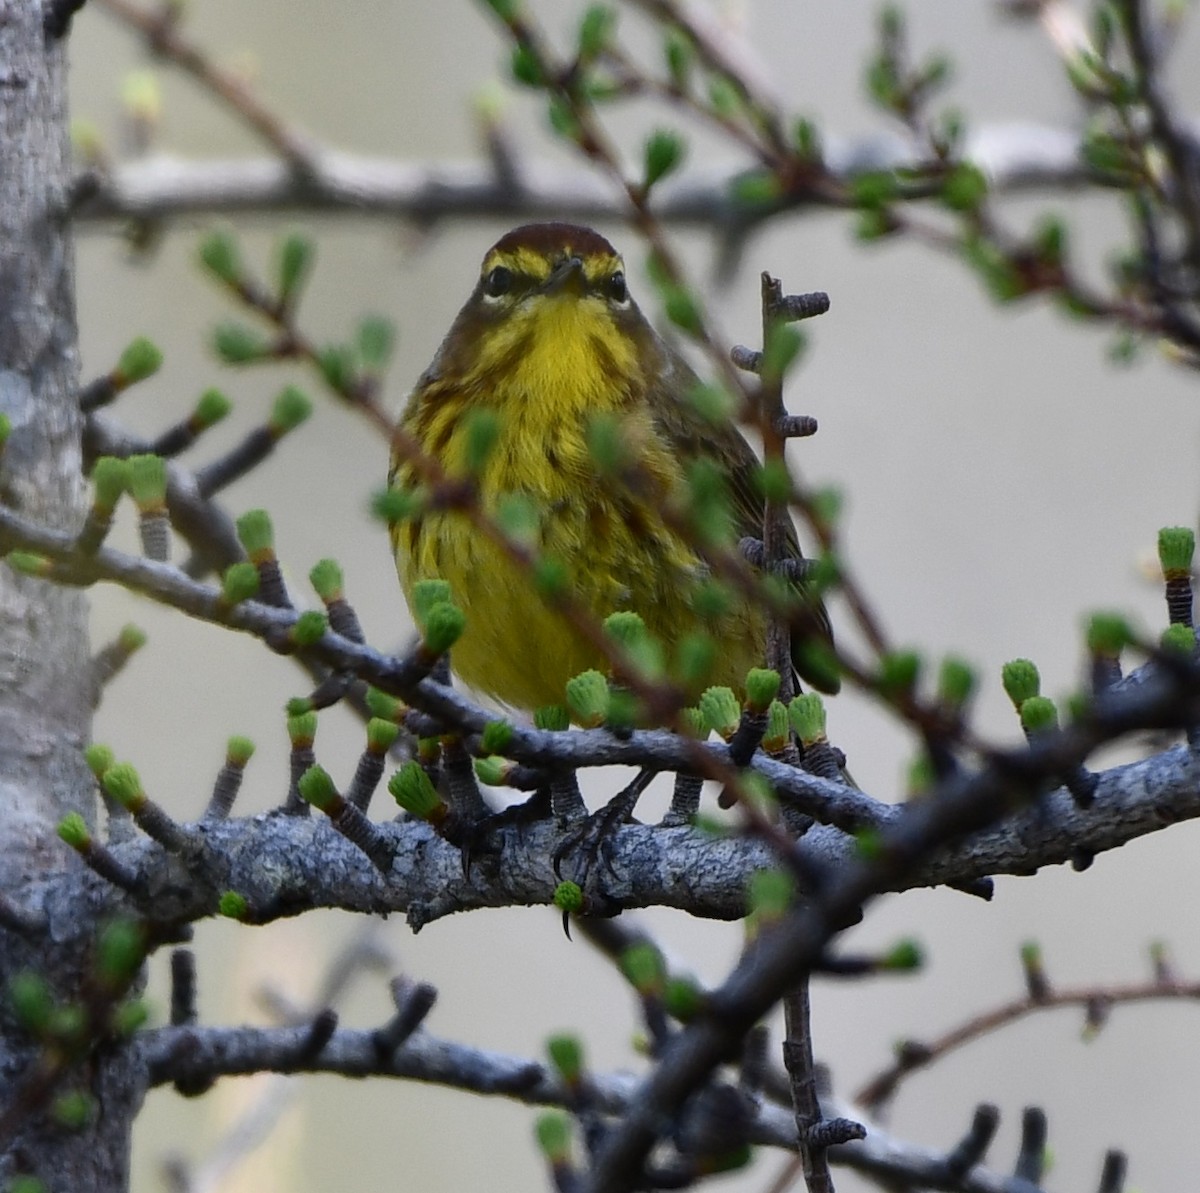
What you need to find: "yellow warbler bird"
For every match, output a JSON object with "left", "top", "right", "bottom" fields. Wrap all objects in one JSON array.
[{"left": 389, "top": 223, "right": 835, "bottom": 714}]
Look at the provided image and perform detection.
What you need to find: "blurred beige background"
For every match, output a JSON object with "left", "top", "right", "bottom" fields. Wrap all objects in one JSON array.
[{"left": 65, "top": 2, "right": 1200, "bottom": 1191}]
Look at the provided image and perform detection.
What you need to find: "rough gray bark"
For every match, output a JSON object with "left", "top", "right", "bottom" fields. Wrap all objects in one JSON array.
[{"left": 0, "top": 3, "right": 138, "bottom": 1189}]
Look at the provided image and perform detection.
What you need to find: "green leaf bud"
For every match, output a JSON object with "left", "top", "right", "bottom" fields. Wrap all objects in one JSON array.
[
  {"left": 678, "top": 706, "right": 708, "bottom": 738},
  {"left": 643, "top": 128, "right": 686, "bottom": 189},
  {"left": 236, "top": 509, "right": 274, "bottom": 559},
  {"left": 510, "top": 44, "right": 543, "bottom": 87},
  {"left": 878, "top": 649, "right": 921, "bottom": 697},
  {"left": 1001, "top": 658, "right": 1041, "bottom": 708},
  {"left": 553, "top": 880, "right": 584, "bottom": 913},
  {"left": 101, "top": 762, "right": 145, "bottom": 812},
  {"left": 297, "top": 764, "right": 338, "bottom": 813},
  {"left": 534, "top": 705, "right": 569, "bottom": 732},
  {"left": 761, "top": 323, "right": 806, "bottom": 382},
  {"left": 584, "top": 411, "right": 629, "bottom": 475},
  {"left": 937, "top": 655, "right": 976, "bottom": 710},
  {"left": 707, "top": 74, "right": 739, "bottom": 118},
  {"left": 111, "top": 997, "right": 150, "bottom": 1036},
  {"left": 481, "top": 719, "right": 514, "bottom": 754},
  {"left": 532, "top": 555, "right": 569, "bottom": 599},
  {"left": 762, "top": 699, "right": 790, "bottom": 753},
  {"left": 116, "top": 624, "right": 147, "bottom": 655},
  {"left": 97, "top": 918, "right": 146, "bottom": 986},
  {"left": 547, "top": 1033, "right": 585, "bottom": 1083},
  {"left": 213, "top": 321, "right": 270, "bottom": 365},
  {"left": 9, "top": 970, "right": 54, "bottom": 1034},
  {"left": 365, "top": 687, "right": 404, "bottom": 722},
  {"left": 664, "top": 975, "right": 704, "bottom": 1021},
  {"left": 220, "top": 561, "right": 260, "bottom": 606},
  {"left": 1159, "top": 526, "right": 1196, "bottom": 577},
  {"left": 663, "top": 285, "right": 703, "bottom": 337},
  {"left": 698, "top": 686, "right": 740, "bottom": 741},
  {"left": 791, "top": 115, "right": 822, "bottom": 161},
  {"left": 565, "top": 669, "right": 610, "bottom": 728},
  {"left": 744, "top": 667, "right": 781, "bottom": 713},
  {"left": 91, "top": 457, "right": 129, "bottom": 513},
  {"left": 6, "top": 551, "right": 52, "bottom": 578},
  {"left": 198, "top": 228, "right": 241, "bottom": 285},
  {"left": 114, "top": 336, "right": 163, "bottom": 388},
  {"left": 1086, "top": 612, "right": 1134, "bottom": 656},
  {"left": 290, "top": 610, "right": 328, "bottom": 647},
  {"left": 318, "top": 345, "right": 356, "bottom": 394},
  {"left": 366, "top": 718, "right": 399, "bottom": 755},
  {"left": 1020, "top": 695, "right": 1058, "bottom": 734},
  {"left": 276, "top": 231, "right": 314, "bottom": 305},
  {"left": 218, "top": 890, "right": 248, "bottom": 919},
  {"left": 905, "top": 751, "right": 935, "bottom": 798},
  {"left": 84, "top": 743, "right": 116, "bottom": 780},
  {"left": 285, "top": 696, "right": 313, "bottom": 719},
  {"left": 287, "top": 710, "right": 318, "bottom": 748},
  {"left": 269, "top": 385, "right": 313, "bottom": 434},
  {"left": 686, "top": 381, "right": 736, "bottom": 424},
  {"left": 226, "top": 735, "right": 255, "bottom": 766},
  {"left": 534, "top": 1112, "right": 571, "bottom": 1164},
  {"left": 308, "top": 558, "right": 343, "bottom": 603},
  {"left": 473, "top": 755, "right": 511, "bottom": 786},
  {"left": 57, "top": 812, "right": 91, "bottom": 849},
  {"left": 788, "top": 692, "right": 826, "bottom": 745},
  {"left": 941, "top": 162, "right": 988, "bottom": 212},
  {"left": 620, "top": 942, "right": 666, "bottom": 995},
  {"left": 881, "top": 938, "right": 924, "bottom": 972},
  {"left": 357, "top": 316, "right": 396, "bottom": 372},
  {"left": 689, "top": 579, "right": 734, "bottom": 620},
  {"left": 193, "top": 387, "right": 232, "bottom": 428},
  {"left": 753, "top": 459, "right": 792, "bottom": 504},
  {"left": 388, "top": 761, "right": 443, "bottom": 820},
  {"left": 674, "top": 631, "right": 717, "bottom": 690},
  {"left": 462, "top": 407, "right": 501, "bottom": 474},
  {"left": 127, "top": 454, "right": 167, "bottom": 512},
  {"left": 747, "top": 866, "right": 794, "bottom": 921},
  {"left": 422, "top": 602, "right": 466, "bottom": 655},
  {"left": 664, "top": 28, "right": 693, "bottom": 88},
  {"left": 1161, "top": 623, "right": 1196, "bottom": 654},
  {"left": 411, "top": 579, "right": 454, "bottom": 627}
]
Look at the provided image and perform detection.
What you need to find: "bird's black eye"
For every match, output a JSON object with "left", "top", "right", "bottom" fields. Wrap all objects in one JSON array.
[
  {"left": 483, "top": 266, "right": 512, "bottom": 298},
  {"left": 606, "top": 271, "right": 628, "bottom": 304}
]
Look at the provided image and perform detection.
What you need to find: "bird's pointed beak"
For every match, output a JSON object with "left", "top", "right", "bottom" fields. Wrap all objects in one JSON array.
[{"left": 543, "top": 255, "right": 587, "bottom": 296}]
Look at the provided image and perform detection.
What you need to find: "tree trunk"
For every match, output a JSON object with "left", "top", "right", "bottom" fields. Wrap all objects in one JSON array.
[{"left": 0, "top": 3, "right": 139, "bottom": 1187}]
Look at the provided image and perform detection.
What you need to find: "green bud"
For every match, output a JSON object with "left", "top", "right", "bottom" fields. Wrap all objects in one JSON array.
[
  {"left": 457, "top": 407, "right": 499, "bottom": 474},
  {"left": 473, "top": 755, "right": 511, "bottom": 786},
  {"left": 1086, "top": 612, "right": 1134, "bottom": 656},
  {"left": 0, "top": 413, "right": 12, "bottom": 452},
  {"left": 53, "top": 1089, "right": 93, "bottom": 1131},
  {"left": 366, "top": 718, "right": 399, "bottom": 754},
  {"left": 1020, "top": 695, "right": 1058, "bottom": 734},
  {"left": 9, "top": 970, "right": 53, "bottom": 1034},
  {"left": 114, "top": 337, "right": 163, "bottom": 387},
  {"left": 91, "top": 457, "right": 129, "bottom": 513},
  {"left": 276, "top": 231, "right": 314, "bottom": 305},
  {"left": 565, "top": 670, "right": 609, "bottom": 728},
  {"left": 878, "top": 649, "right": 921, "bottom": 697},
  {"left": 291, "top": 610, "right": 328, "bottom": 647},
  {"left": 664, "top": 28, "right": 694, "bottom": 88},
  {"left": 6, "top": 551, "right": 52, "bottom": 578},
  {"left": 318, "top": 345, "right": 357, "bottom": 394},
  {"left": 101, "top": 763, "right": 145, "bottom": 812},
  {"left": 285, "top": 696, "right": 313, "bottom": 718},
  {"left": 664, "top": 975, "right": 704, "bottom": 1021},
  {"left": 193, "top": 388, "right": 232, "bottom": 428},
  {"left": 584, "top": 411, "right": 629, "bottom": 476},
  {"left": 226, "top": 735, "right": 255, "bottom": 766},
  {"left": 97, "top": 918, "right": 146, "bottom": 986},
  {"left": 605, "top": 688, "right": 639, "bottom": 733},
  {"left": 761, "top": 323, "right": 806, "bottom": 382},
  {"left": 678, "top": 706, "right": 708, "bottom": 738},
  {"left": 707, "top": 74, "right": 739, "bottom": 118},
  {"left": 308, "top": 558, "right": 343, "bottom": 602},
  {"left": 236, "top": 509, "right": 274, "bottom": 559},
  {"left": 510, "top": 43, "right": 543, "bottom": 87},
  {"left": 941, "top": 162, "right": 988, "bottom": 212},
  {"left": 553, "top": 880, "right": 584, "bottom": 913},
  {"left": 620, "top": 942, "right": 666, "bottom": 995},
  {"left": 269, "top": 385, "right": 313, "bottom": 434},
  {"left": 532, "top": 555, "right": 569, "bottom": 599},
  {"left": 127, "top": 454, "right": 167, "bottom": 511},
  {"left": 57, "top": 812, "right": 91, "bottom": 849},
  {"left": 698, "top": 686, "right": 740, "bottom": 741},
  {"left": 218, "top": 890, "right": 248, "bottom": 919},
  {"left": 747, "top": 867, "right": 794, "bottom": 921},
  {"left": 482, "top": 0, "right": 519, "bottom": 20},
  {"left": 674, "top": 631, "right": 717, "bottom": 690},
  {"left": 762, "top": 699, "right": 790, "bottom": 753},
  {"left": 1158, "top": 526, "right": 1196, "bottom": 576},
  {"left": 686, "top": 381, "right": 736, "bottom": 424},
  {"left": 297, "top": 764, "right": 338, "bottom": 812},
  {"left": 388, "top": 761, "right": 443, "bottom": 820},
  {"left": 663, "top": 285, "right": 703, "bottom": 337},
  {"left": 792, "top": 116, "right": 822, "bottom": 161},
  {"left": 220, "top": 561, "right": 260, "bottom": 605},
  {"left": 287, "top": 711, "right": 318, "bottom": 747},
  {"left": 8, "top": 1176, "right": 48, "bottom": 1193},
  {"left": 84, "top": 743, "right": 116, "bottom": 780},
  {"left": 905, "top": 751, "right": 935, "bottom": 798},
  {"left": 788, "top": 693, "right": 826, "bottom": 746},
  {"left": 547, "top": 1033, "right": 585, "bottom": 1082},
  {"left": 357, "top": 316, "right": 396, "bottom": 372},
  {"left": 937, "top": 656, "right": 976, "bottom": 710},
  {"left": 411, "top": 579, "right": 454, "bottom": 627},
  {"left": 421, "top": 602, "right": 466, "bottom": 655},
  {"left": 1020, "top": 939, "right": 1042, "bottom": 968},
  {"left": 534, "top": 705, "right": 569, "bottom": 732},
  {"left": 534, "top": 1112, "right": 571, "bottom": 1164},
  {"left": 481, "top": 719, "right": 514, "bottom": 754},
  {"left": 689, "top": 579, "right": 734, "bottom": 620},
  {"left": 744, "top": 668, "right": 781, "bottom": 713},
  {"left": 365, "top": 687, "right": 403, "bottom": 722},
  {"left": 1001, "top": 658, "right": 1040, "bottom": 708},
  {"left": 198, "top": 228, "right": 241, "bottom": 285},
  {"left": 111, "top": 997, "right": 150, "bottom": 1036},
  {"left": 881, "top": 938, "right": 923, "bottom": 972},
  {"left": 753, "top": 459, "right": 792, "bottom": 504},
  {"left": 1161, "top": 623, "right": 1196, "bottom": 654},
  {"left": 643, "top": 128, "right": 686, "bottom": 189},
  {"left": 213, "top": 322, "right": 269, "bottom": 365}
]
